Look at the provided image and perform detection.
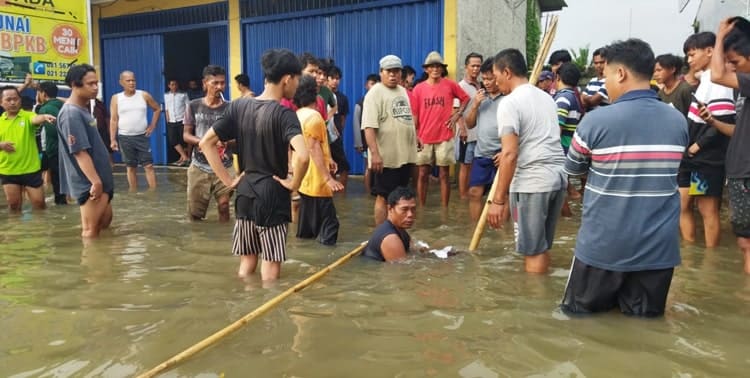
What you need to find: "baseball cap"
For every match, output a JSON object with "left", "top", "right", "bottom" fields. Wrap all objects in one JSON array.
[{"left": 539, "top": 70, "right": 554, "bottom": 81}]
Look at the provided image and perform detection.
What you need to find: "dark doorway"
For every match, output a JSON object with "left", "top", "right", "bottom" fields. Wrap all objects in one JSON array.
[{"left": 162, "top": 29, "right": 210, "bottom": 163}]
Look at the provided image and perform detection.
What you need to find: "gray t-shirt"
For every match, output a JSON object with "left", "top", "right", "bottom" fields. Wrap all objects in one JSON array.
[
  {"left": 475, "top": 93, "right": 503, "bottom": 158},
  {"left": 184, "top": 98, "right": 232, "bottom": 173},
  {"left": 497, "top": 83, "right": 566, "bottom": 193},
  {"left": 727, "top": 73, "right": 750, "bottom": 178},
  {"left": 57, "top": 103, "right": 114, "bottom": 198}
]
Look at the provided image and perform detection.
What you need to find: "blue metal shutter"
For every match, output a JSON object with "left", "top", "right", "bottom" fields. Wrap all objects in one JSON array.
[
  {"left": 208, "top": 26, "right": 231, "bottom": 100},
  {"left": 102, "top": 35, "right": 167, "bottom": 165},
  {"left": 241, "top": 0, "right": 442, "bottom": 174}
]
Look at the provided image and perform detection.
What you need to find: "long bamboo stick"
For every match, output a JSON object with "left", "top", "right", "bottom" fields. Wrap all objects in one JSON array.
[
  {"left": 137, "top": 242, "right": 368, "bottom": 378},
  {"left": 468, "top": 15, "right": 559, "bottom": 251}
]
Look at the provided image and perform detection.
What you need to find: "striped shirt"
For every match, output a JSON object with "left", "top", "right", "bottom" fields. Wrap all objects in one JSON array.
[
  {"left": 583, "top": 76, "right": 609, "bottom": 109},
  {"left": 554, "top": 88, "right": 583, "bottom": 149},
  {"left": 682, "top": 69, "right": 735, "bottom": 172},
  {"left": 565, "top": 89, "right": 688, "bottom": 272}
]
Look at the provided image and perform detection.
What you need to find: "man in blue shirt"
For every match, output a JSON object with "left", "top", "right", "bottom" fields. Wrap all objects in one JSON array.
[{"left": 562, "top": 39, "right": 689, "bottom": 317}]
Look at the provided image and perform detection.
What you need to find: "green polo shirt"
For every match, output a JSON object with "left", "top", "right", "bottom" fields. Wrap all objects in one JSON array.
[{"left": 0, "top": 109, "right": 40, "bottom": 175}]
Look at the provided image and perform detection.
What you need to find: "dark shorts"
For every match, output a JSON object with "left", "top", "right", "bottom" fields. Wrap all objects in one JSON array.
[
  {"left": 329, "top": 139, "right": 350, "bottom": 173},
  {"left": 40, "top": 154, "right": 49, "bottom": 171},
  {"left": 118, "top": 134, "right": 153, "bottom": 167},
  {"left": 561, "top": 257, "right": 674, "bottom": 317},
  {"left": 469, "top": 156, "right": 496, "bottom": 188},
  {"left": 455, "top": 140, "right": 476, "bottom": 165},
  {"left": 76, "top": 190, "right": 114, "bottom": 206},
  {"left": 296, "top": 193, "right": 339, "bottom": 245},
  {"left": 511, "top": 190, "right": 565, "bottom": 255},
  {"left": 678, "top": 170, "right": 724, "bottom": 197},
  {"left": 0, "top": 171, "right": 43, "bottom": 188},
  {"left": 167, "top": 122, "right": 185, "bottom": 147},
  {"left": 372, "top": 163, "right": 414, "bottom": 198},
  {"left": 728, "top": 178, "right": 750, "bottom": 238}
]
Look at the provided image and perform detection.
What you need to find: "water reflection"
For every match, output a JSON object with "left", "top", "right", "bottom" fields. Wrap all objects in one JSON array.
[{"left": 1, "top": 167, "right": 749, "bottom": 377}]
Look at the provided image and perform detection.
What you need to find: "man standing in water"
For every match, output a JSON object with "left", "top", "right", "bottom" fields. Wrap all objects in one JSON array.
[
  {"left": 183, "top": 65, "right": 234, "bottom": 222},
  {"left": 708, "top": 17, "right": 750, "bottom": 273},
  {"left": 486, "top": 48, "right": 567, "bottom": 274},
  {"left": 57, "top": 64, "right": 115, "bottom": 238},
  {"left": 200, "top": 49, "right": 309, "bottom": 281},
  {"left": 561, "top": 39, "right": 688, "bottom": 317},
  {"left": 109, "top": 70, "right": 161, "bottom": 190},
  {"left": 362, "top": 55, "right": 419, "bottom": 225}
]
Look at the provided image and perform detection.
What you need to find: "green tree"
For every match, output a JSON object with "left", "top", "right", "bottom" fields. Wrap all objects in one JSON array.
[
  {"left": 526, "top": 0, "right": 541, "bottom": 69},
  {"left": 570, "top": 45, "right": 590, "bottom": 73}
]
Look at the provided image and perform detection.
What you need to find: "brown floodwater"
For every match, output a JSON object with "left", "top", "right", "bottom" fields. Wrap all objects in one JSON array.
[{"left": 1, "top": 167, "right": 749, "bottom": 377}]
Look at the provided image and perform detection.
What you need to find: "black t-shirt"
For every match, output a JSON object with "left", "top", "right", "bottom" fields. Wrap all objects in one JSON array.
[
  {"left": 212, "top": 98, "right": 302, "bottom": 225},
  {"left": 362, "top": 220, "right": 410, "bottom": 262},
  {"left": 334, "top": 91, "right": 349, "bottom": 133},
  {"left": 728, "top": 73, "right": 750, "bottom": 178}
]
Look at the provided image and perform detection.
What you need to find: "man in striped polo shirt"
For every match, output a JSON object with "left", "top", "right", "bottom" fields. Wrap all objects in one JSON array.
[
  {"left": 562, "top": 39, "right": 689, "bottom": 317},
  {"left": 581, "top": 48, "right": 609, "bottom": 111}
]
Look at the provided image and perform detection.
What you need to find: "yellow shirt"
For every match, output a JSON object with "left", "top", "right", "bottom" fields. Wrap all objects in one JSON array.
[
  {"left": 0, "top": 110, "right": 40, "bottom": 175},
  {"left": 297, "top": 107, "right": 333, "bottom": 198}
]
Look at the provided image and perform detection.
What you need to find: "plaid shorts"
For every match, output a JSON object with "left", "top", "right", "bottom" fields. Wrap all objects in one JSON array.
[{"left": 231, "top": 219, "right": 288, "bottom": 262}]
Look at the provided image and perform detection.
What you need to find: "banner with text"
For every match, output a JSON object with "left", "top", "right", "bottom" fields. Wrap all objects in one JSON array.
[{"left": 0, "top": 0, "right": 89, "bottom": 85}]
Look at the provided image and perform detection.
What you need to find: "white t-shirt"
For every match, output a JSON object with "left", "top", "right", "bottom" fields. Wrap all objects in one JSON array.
[
  {"left": 496, "top": 83, "right": 566, "bottom": 193},
  {"left": 164, "top": 91, "right": 189, "bottom": 123}
]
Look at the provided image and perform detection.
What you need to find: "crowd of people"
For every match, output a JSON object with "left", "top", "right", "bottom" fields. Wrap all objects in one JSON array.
[{"left": 2, "top": 17, "right": 750, "bottom": 318}]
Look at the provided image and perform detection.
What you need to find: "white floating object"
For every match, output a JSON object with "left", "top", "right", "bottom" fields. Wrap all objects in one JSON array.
[{"left": 429, "top": 246, "right": 452, "bottom": 259}]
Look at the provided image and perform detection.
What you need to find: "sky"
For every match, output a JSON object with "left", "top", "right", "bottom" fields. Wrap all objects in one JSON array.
[{"left": 547, "top": 0, "right": 702, "bottom": 61}]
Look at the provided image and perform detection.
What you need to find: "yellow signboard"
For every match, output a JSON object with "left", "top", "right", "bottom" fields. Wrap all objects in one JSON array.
[{"left": 0, "top": 0, "right": 90, "bottom": 85}]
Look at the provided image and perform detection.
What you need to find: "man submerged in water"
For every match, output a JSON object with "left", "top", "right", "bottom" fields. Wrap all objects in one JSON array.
[{"left": 362, "top": 186, "right": 417, "bottom": 262}]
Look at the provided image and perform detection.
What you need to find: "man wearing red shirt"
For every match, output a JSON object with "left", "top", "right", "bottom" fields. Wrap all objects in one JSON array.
[{"left": 412, "top": 51, "right": 469, "bottom": 207}]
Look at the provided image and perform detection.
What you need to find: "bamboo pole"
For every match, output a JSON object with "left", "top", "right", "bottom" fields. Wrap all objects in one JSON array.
[
  {"left": 468, "top": 15, "right": 559, "bottom": 251},
  {"left": 137, "top": 242, "right": 368, "bottom": 378}
]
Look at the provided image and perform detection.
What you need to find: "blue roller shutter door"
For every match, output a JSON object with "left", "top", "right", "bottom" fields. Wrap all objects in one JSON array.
[
  {"left": 102, "top": 35, "right": 167, "bottom": 165},
  {"left": 241, "top": 0, "right": 442, "bottom": 174},
  {"left": 208, "top": 26, "right": 231, "bottom": 100}
]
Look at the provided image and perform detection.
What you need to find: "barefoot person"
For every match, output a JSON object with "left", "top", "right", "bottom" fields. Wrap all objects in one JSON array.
[
  {"left": 200, "top": 49, "right": 309, "bottom": 281},
  {"left": 57, "top": 64, "right": 114, "bottom": 238},
  {"left": 486, "top": 49, "right": 567, "bottom": 274}
]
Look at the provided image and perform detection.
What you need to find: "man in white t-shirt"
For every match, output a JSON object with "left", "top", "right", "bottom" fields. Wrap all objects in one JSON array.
[
  {"left": 164, "top": 79, "right": 190, "bottom": 166},
  {"left": 486, "top": 48, "right": 567, "bottom": 274}
]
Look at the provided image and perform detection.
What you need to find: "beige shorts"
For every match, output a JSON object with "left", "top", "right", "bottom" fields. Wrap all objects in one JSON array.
[
  {"left": 416, "top": 139, "right": 455, "bottom": 166},
  {"left": 187, "top": 164, "right": 235, "bottom": 219}
]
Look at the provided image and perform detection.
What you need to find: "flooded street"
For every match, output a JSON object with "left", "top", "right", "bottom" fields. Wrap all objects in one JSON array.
[{"left": 2, "top": 167, "right": 749, "bottom": 377}]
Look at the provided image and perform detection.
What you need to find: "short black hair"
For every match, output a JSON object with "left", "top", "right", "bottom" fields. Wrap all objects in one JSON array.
[
  {"left": 38, "top": 81, "right": 58, "bottom": 98},
  {"left": 601, "top": 38, "right": 655, "bottom": 81},
  {"left": 493, "top": 48, "right": 528, "bottom": 77},
  {"left": 293, "top": 75, "right": 319, "bottom": 108},
  {"left": 366, "top": 73, "right": 380, "bottom": 83},
  {"left": 724, "top": 16, "right": 750, "bottom": 57},
  {"left": 327, "top": 65, "right": 342, "bottom": 78},
  {"left": 557, "top": 62, "right": 581, "bottom": 86},
  {"left": 465, "top": 52, "right": 483, "bottom": 65},
  {"left": 387, "top": 186, "right": 416, "bottom": 207},
  {"left": 234, "top": 73, "right": 250, "bottom": 87},
  {"left": 655, "top": 54, "right": 684, "bottom": 76},
  {"left": 203, "top": 64, "right": 225, "bottom": 78},
  {"left": 298, "top": 52, "right": 320, "bottom": 69},
  {"left": 65, "top": 64, "right": 96, "bottom": 88},
  {"left": 262, "top": 49, "right": 303, "bottom": 84},
  {"left": 480, "top": 58, "right": 494, "bottom": 73},
  {"left": 21, "top": 95, "right": 33, "bottom": 110},
  {"left": 0, "top": 85, "right": 19, "bottom": 99},
  {"left": 403, "top": 65, "right": 416, "bottom": 77},
  {"left": 592, "top": 48, "right": 605, "bottom": 58},
  {"left": 683, "top": 32, "right": 716, "bottom": 54},
  {"left": 548, "top": 49, "right": 572, "bottom": 65},
  {"left": 319, "top": 58, "right": 334, "bottom": 75}
]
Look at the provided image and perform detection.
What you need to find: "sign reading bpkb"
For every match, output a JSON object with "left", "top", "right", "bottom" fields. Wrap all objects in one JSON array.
[{"left": 0, "top": 0, "right": 89, "bottom": 85}]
